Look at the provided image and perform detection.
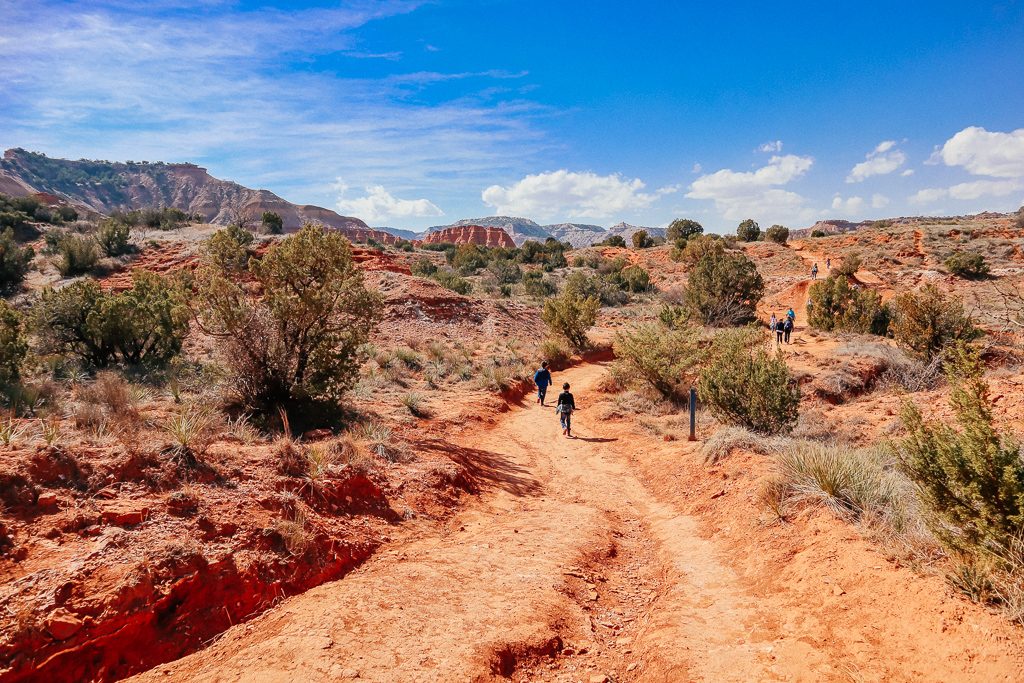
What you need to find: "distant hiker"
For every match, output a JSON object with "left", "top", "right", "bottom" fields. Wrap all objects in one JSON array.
[
  {"left": 769, "top": 313, "right": 778, "bottom": 332},
  {"left": 776, "top": 321, "right": 785, "bottom": 346},
  {"left": 826, "top": 257, "right": 832, "bottom": 271},
  {"left": 555, "top": 382, "right": 576, "bottom": 437},
  {"left": 786, "top": 307, "right": 796, "bottom": 322},
  {"left": 783, "top": 316, "right": 794, "bottom": 344},
  {"left": 533, "top": 361, "right": 552, "bottom": 406},
  {"left": 811, "top": 263, "right": 819, "bottom": 280}
]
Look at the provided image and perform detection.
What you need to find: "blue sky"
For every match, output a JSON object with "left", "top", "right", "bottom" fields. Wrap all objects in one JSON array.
[{"left": 2, "top": 0, "right": 1023, "bottom": 230}]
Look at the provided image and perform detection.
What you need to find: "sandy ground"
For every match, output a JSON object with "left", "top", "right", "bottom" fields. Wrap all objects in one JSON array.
[{"left": 131, "top": 362, "right": 1024, "bottom": 683}]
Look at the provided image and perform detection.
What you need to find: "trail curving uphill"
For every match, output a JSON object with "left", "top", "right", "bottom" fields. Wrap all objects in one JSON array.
[{"left": 132, "top": 363, "right": 1024, "bottom": 683}]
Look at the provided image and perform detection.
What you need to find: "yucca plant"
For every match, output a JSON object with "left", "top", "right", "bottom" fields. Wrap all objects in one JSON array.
[
  {"left": 0, "top": 416, "right": 28, "bottom": 446},
  {"left": 38, "top": 417, "right": 63, "bottom": 448},
  {"left": 355, "top": 422, "right": 396, "bottom": 462},
  {"left": 401, "top": 392, "right": 428, "bottom": 417},
  {"left": 164, "top": 405, "right": 212, "bottom": 465}
]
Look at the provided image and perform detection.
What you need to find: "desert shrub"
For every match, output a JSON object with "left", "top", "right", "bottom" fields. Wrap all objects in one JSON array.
[
  {"left": 945, "top": 251, "right": 989, "bottom": 279},
  {"left": 261, "top": 211, "right": 284, "bottom": 234},
  {"left": 736, "top": 218, "right": 760, "bottom": 242},
  {"left": 897, "top": 344, "right": 1024, "bottom": 556},
  {"left": 96, "top": 219, "right": 131, "bottom": 256},
  {"left": 765, "top": 224, "right": 789, "bottom": 244},
  {"left": 617, "top": 265, "right": 651, "bottom": 293},
  {"left": 205, "top": 224, "right": 254, "bottom": 273},
  {"left": 33, "top": 271, "right": 188, "bottom": 367},
  {"left": 542, "top": 291, "right": 599, "bottom": 351},
  {"left": 411, "top": 256, "right": 438, "bottom": 277},
  {"left": 666, "top": 218, "right": 703, "bottom": 242},
  {"left": 401, "top": 392, "right": 428, "bottom": 417},
  {"left": 0, "top": 301, "right": 27, "bottom": 386},
  {"left": 56, "top": 234, "right": 99, "bottom": 276},
  {"left": 523, "top": 270, "right": 557, "bottom": 298},
  {"left": 890, "top": 284, "right": 977, "bottom": 361},
  {"left": 658, "top": 303, "right": 689, "bottom": 329},
  {"left": 810, "top": 229, "right": 827, "bottom": 238},
  {"left": 672, "top": 234, "right": 720, "bottom": 266},
  {"left": 834, "top": 252, "right": 862, "bottom": 278},
  {"left": 612, "top": 323, "right": 703, "bottom": 401},
  {"left": 450, "top": 244, "right": 489, "bottom": 274},
  {"left": 572, "top": 252, "right": 601, "bottom": 269},
  {"left": 432, "top": 269, "right": 472, "bottom": 294},
  {"left": 807, "top": 275, "right": 889, "bottom": 334},
  {"left": 486, "top": 258, "right": 522, "bottom": 285},
  {"left": 776, "top": 442, "right": 905, "bottom": 521},
  {"left": 195, "top": 224, "right": 380, "bottom": 417},
  {"left": 702, "top": 425, "right": 781, "bottom": 464},
  {"left": 631, "top": 230, "right": 654, "bottom": 249},
  {"left": 539, "top": 337, "right": 571, "bottom": 367},
  {"left": 682, "top": 239, "right": 764, "bottom": 325},
  {"left": 599, "top": 235, "right": 626, "bottom": 247},
  {"left": 701, "top": 329, "right": 799, "bottom": 434}
]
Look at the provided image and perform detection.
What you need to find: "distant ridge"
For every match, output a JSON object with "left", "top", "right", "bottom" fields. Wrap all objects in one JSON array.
[{"left": 0, "top": 148, "right": 400, "bottom": 243}]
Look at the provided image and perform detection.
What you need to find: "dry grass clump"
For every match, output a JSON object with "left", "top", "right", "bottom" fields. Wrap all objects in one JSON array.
[
  {"left": 330, "top": 434, "right": 376, "bottom": 473},
  {"left": 353, "top": 422, "right": 399, "bottom": 463},
  {"left": 702, "top": 426, "right": 782, "bottom": 464},
  {"left": 274, "top": 508, "right": 311, "bottom": 556},
  {"left": 837, "top": 340, "right": 943, "bottom": 392},
  {"left": 401, "top": 391, "right": 429, "bottom": 417}
]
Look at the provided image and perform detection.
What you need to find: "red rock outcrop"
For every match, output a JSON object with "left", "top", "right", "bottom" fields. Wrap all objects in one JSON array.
[{"left": 420, "top": 225, "right": 515, "bottom": 248}]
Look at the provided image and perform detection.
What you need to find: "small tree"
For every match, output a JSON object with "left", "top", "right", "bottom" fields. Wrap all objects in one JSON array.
[
  {"left": 261, "top": 211, "right": 284, "bottom": 234},
  {"left": 411, "top": 256, "right": 438, "bottom": 277},
  {"left": 736, "top": 218, "right": 760, "bottom": 242},
  {"left": 834, "top": 252, "right": 862, "bottom": 278},
  {"left": 195, "top": 224, "right": 380, "bottom": 415},
  {"left": 612, "top": 323, "right": 703, "bottom": 401},
  {"left": 205, "top": 224, "right": 255, "bottom": 273},
  {"left": 897, "top": 344, "right": 1024, "bottom": 555},
  {"left": 0, "top": 300, "right": 27, "bottom": 387},
  {"left": 631, "top": 230, "right": 654, "bottom": 249},
  {"left": 601, "top": 235, "right": 626, "bottom": 248},
  {"left": 810, "top": 229, "right": 827, "bottom": 238},
  {"left": 666, "top": 218, "right": 703, "bottom": 242},
  {"left": 542, "top": 291, "right": 599, "bottom": 350},
  {"left": 683, "top": 241, "right": 764, "bottom": 325},
  {"left": 890, "top": 284, "right": 977, "bottom": 361},
  {"left": 701, "top": 329, "right": 800, "bottom": 435},
  {"left": 619, "top": 265, "right": 651, "bottom": 292},
  {"left": 96, "top": 219, "right": 131, "bottom": 256},
  {"left": 563, "top": 271, "right": 627, "bottom": 306},
  {"left": 0, "top": 228, "right": 34, "bottom": 288},
  {"left": 945, "top": 251, "right": 989, "bottom": 279},
  {"left": 765, "top": 224, "right": 789, "bottom": 244},
  {"left": 807, "top": 275, "right": 889, "bottom": 335},
  {"left": 57, "top": 235, "right": 99, "bottom": 276},
  {"left": 523, "top": 271, "right": 558, "bottom": 298}
]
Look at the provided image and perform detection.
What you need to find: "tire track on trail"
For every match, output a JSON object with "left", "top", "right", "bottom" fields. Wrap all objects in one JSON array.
[{"left": 131, "top": 362, "right": 780, "bottom": 683}]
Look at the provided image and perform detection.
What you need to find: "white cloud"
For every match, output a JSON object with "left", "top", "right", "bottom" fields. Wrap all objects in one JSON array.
[
  {"left": 901, "top": 169, "right": 915, "bottom": 177},
  {"left": 934, "top": 127, "right": 1024, "bottom": 178},
  {"left": 911, "top": 179, "right": 1024, "bottom": 205},
  {"left": 831, "top": 195, "right": 865, "bottom": 215},
  {"left": 758, "top": 140, "right": 783, "bottom": 153},
  {"left": 686, "top": 154, "right": 815, "bottom": 223},
  {"left": 871, "top": 193, "right": 890, "bottom": 209},
  {"left": 335, "top": 182, "right": 443, "bottom": 223},
  {"left": 691, "top": 162, "right": 703, "bottom": 174},
  {"left": 481, "top": 170, "right": 675, "bottom": 220},
  {"left": 846, "top": 140, "right": 907, "bottom": 182}
]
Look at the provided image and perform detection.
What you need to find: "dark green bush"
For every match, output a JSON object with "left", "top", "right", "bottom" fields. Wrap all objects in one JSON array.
[
  {"left": 765, "top": 224, "right": 789, "bottom": 244},
  {"left": 834, "top": 252, "right": 862, "bottom": 278},
  {"left": 261, "top": 211, "right": 284, "bottom": 234},
  {"left": 523, "top": 271, "right": 557, "bottom": 298},
  {"left": 433, "top": 269, "right": 472, "bottom": 294},
  {"left": 0, "top": 300, "right": 27, "bottom": 386},
  {"left": 682, "top": 240, "right": 764, "bottom": 325},
  {"left": 807, "top": 275, "right": 889, "bottom": 335},
  {"left": 204, "top": 224, "right": 254, "bottom": 273},
  {"left": 619, "top": 265, "right": 651, "bottom": 292},
  {"left": 890, "top": 284, "right": 977, "bottom": 361},
  {"left": 810, "top": 229, "right": 827, "bottom": 238},
  {"left": 701, "top": 329, "right": 800, "bottom": 434},
  {"left": 736, "top": 219, "right": 760, "bottom": 242},
  {"left": 96, "top": 219, "right": 131, "bottom": 256},
  {"left": 542, "top": 291, "right": 599, "bottom": 350},
  {"left": 666, "top": 218, "right": 703, "bottom": 242},
  {"left": 32, "top": 271, "right": 189, "bottom": 367},
  {"left": 631, "top": 230, "right": 654, "bottom": 249},
  {"left": 613, "top": 323, "right": 702, "bottom": 401},
  {"left": 486, "top": 258, "right": 522, "bottom": 285},
  {"left": 411, "top": 256, "right": 438, "bottom": 277},
  {"left": 564, "top": 271, "right": 627, "bottom": 306},
  {"left": 599, "top": 235, "right": 626, "bottom": 248},
  {"left": 944, "top": 251, "right": 989, "bottom": 279},
  {"left": 56, "top": 234, "right": 99, "bottom": 276},
  {"left": 0, "top": 228, "right": 35, "bottom": 288}
]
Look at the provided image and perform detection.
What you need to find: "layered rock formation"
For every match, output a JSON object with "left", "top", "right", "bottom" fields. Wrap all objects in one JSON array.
[
  {"left": 0, "top": 148, "right": 399, "bottom": 242},
  {"left": 420, "top": 224, "right": 516, "bottom": 248}
]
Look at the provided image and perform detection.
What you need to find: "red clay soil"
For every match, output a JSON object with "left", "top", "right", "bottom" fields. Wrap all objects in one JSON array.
[{"left": 129, "top": 363, "right": 1024, "bottom": 683}]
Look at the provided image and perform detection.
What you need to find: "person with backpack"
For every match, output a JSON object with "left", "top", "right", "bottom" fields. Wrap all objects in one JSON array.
[
  {"left": 776, "top": 319, "right": 785, "bottom": 346},
  {"left": 786, "top": 307, "right": 796, "bottom": 323},
  {"left": 555, "top": 382, "right": 576, "bottom": 437},
  {"left": 783, "top": 316, "right": 794, "bottom": 344},
  {"left": 533, "top": 361, "right": 552, "bottom": 406},
  {"left": 811, "top": 263, "right": 819, "bottom": 280}
]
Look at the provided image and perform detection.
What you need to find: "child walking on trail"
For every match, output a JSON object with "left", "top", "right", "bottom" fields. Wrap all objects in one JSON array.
[
  {"left": 555, "top": 382, "right": 576, "bottom": 437},
  {"left": 533, "top": 361, "right": 552, "bottom": 406}
]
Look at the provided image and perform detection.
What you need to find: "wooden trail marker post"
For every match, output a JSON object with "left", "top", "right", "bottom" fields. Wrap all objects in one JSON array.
[{"left": 688, "top": 386, "right": 697, "bottom": 441}]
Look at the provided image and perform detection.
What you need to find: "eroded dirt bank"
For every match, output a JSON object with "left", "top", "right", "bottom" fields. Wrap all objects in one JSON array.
[{"left": 131, "top": 362, "right": 1024, "bottom": 683}]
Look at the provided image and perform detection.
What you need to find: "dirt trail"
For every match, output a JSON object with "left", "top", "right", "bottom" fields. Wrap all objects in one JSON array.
[
  {"left": 131, "top": 364, "right": 777, "bottom": 682},
  {"left": 132, "top": 362, "right": 1024, "bottom": 683}
]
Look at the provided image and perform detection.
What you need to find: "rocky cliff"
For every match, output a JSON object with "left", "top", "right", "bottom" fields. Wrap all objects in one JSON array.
[
  {"left": 420, "top": 224, "right": 516, "bottom": 248},
  {"left": 0, "top": 148, "right": 399, "bottom": 242},
  {"left": 427, "top": 216, "right": 551, "bottom": 245}
]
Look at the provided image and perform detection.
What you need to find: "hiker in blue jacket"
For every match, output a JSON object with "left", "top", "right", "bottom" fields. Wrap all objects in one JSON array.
[{"left": 533, "top": 361, "right": 552, "bottom": 406}]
